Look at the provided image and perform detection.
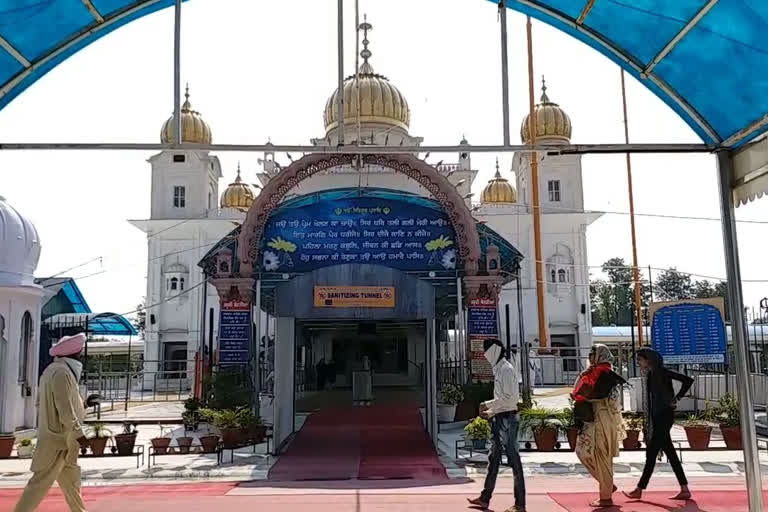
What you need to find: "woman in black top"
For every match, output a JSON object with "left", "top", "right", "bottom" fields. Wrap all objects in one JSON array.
[{"left": 624, "top": 348, "right": 694, "bottom": 501}]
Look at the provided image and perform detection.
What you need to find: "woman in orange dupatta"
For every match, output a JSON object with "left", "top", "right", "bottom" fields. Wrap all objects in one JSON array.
[{"left": 572, "top": 344, "right": 626, "bottom": 508}]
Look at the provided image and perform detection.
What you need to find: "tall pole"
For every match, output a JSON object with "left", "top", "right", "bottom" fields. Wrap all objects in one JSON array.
[
  {"left": 336, "top": 0, "right": 345, "bottom": 146},
  {"left": 716, "top": 151, "right": 763, "bottom": 512},
  {"left": 253, "top": 279, "right": 262, "bottom": 415},
  {"left": 173, "top": 0, "right": 181, "bottom": 145},
  {"left": 499, "top": 1, "right": 511, "bottom": 146},
  {"left": 526, "top": 16, "right": 548, "bottom": 351},
  {"left": 621, "top": 70, "right": 644, "bottom": 346}
]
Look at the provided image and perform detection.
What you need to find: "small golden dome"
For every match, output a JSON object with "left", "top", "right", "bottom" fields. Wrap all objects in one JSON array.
[
  {"left": 220, "top": 165, "right": 255, "bottom": 211},
  {"left": 323, "top": 19, "right": 410, "bottom": 134},
  {"left": 161, "top": 85, "right": 212, "bottom": 144},
  {"left": 481, "top": 160, "right": 517, "bottom": 204},
  {"left": 520, "top": 77, "right": 572, "bottom": 143}
]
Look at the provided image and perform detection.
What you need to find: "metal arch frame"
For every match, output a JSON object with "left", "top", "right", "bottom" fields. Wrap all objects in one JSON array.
[{"left": 506, "top": 0, "right": 721, "bottom": 144}]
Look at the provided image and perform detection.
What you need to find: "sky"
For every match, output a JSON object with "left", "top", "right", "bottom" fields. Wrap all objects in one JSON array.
[{"left": 1, "top": 0, "right": 767, "bottom": 323}]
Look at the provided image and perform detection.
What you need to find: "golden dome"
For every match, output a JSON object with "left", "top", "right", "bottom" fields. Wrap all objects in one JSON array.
[
  {"left": 220, "top": 165, "right": 255, "bottom": 211},
  {"left": 161, "top": 85, "right": 212, "bottom": 144},
  {"left": 481, "top": 160, "right": 517, "bottom": 204},
  {"left": 323, "top": 19, "right": 410, "bottom": 134},
  {"left": 520, "top": 77, "right": 572, "bottom": 143}
]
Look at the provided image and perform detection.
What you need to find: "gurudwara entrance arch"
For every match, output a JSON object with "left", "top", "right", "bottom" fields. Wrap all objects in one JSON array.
[{"left": 201, "top": 153, "right": 523, "bottom": 476}]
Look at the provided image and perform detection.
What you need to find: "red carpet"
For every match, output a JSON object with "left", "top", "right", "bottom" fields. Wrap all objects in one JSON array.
[
  {"left": 268, "top": 405, "right": 447, "bottom": 481},
  {"left": 548, "top": 490, "right": 768, "bottom": 511}
]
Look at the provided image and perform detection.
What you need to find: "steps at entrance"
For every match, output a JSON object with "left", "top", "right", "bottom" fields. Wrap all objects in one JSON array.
[{"left": 268, "top": 405, "right": 446, "bottom": 482}]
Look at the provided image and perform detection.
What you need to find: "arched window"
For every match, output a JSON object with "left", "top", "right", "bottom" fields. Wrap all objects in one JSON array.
[
  {"left": 550, "top": 269, "right": 557, "bottom": 283},
  {"left": 219, "top": 261, "right": 229, "bottom": 273},
  {"left": 179, "top": 277, "right": 185, "bottom": 291},
  {"left": 170, "top": 277, "right": 178, "bottom": 291},
  {"left": 18, "top": 311, "right": 32, "bottom": 383},
  {"left": 558, "top": 268, "right": 567, "bottom": 283}
]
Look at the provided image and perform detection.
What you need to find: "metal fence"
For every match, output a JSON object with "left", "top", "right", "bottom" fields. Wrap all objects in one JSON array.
[{"left": 83, "top": 357, "right": 197, "bottom": 404}]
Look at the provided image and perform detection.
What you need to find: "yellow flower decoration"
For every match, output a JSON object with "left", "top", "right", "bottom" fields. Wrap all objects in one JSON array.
[
  {"left": 425, "top": 235, "right": 454, "bottom": 252},
  {"left": 267, "top": 237, "right": 297, "bottom": 253}
]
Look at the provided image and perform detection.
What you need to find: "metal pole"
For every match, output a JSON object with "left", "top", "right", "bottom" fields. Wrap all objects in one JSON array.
[
  {"left": 499, "top": 1, "right": 511, "bottom": 146},
  {"left": 621, "top": 70, "right": 644, "bottom": 346},
  {"left": 505, "top": 303, "right": 512, "bottom": 356},
  {"left": 125, "top": 333, "right": 132, "bottom": 409},
  {"left": 456, "top": 277, "right": 465, "bottom": 381},
  {"left": 526, "top": 16, "right": 548, "bottom": 352},
  {"left": 517, "top": 272, "right": 531, "bottom": 402},
  {"left": 716, "top": 150, "right": 763, "bottom": 512},
  {"left": 173, "top": 0, "right": 182, "bottom": 144},
  {"left": 630, "top": 300, "right": 637, "bottom": 377},
  {"left": 336, "top": 0, "right": 345, "bottom": 146},
  {"left": 253, "top": 279, "right": 262, "bottom": 415}
]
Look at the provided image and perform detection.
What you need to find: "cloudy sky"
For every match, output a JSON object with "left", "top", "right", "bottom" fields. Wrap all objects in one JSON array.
[{"left": 1, "top": 0, "right": 767, "bottom": 321}]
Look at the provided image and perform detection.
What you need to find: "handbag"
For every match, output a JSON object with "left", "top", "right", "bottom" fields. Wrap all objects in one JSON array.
[{"left": 573, "top": 400, "right": 594, "bottom": 424}]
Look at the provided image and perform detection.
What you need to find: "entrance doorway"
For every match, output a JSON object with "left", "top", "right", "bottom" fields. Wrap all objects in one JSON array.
[{"left": 295, "top": 320, "right": 426, "bottom": 413}]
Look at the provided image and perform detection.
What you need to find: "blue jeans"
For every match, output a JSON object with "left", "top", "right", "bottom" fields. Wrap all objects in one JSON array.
[{"left": 481, "top": 412, "right": 526, "bottom": 507}]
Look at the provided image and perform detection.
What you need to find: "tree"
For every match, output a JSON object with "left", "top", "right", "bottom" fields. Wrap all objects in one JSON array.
[
  {"left": 590, "top": 258, "right": 650, "bottom": 326},
  {"left": 133, "top": 298, "right": 146, "bottom": 337},
  {"left": 654, "top": 268, "right": 694, "bottom": 301}
]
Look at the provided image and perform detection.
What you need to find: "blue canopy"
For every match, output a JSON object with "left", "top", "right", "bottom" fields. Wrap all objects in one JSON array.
[{"left": 0, "top": 1, "right": 765, "bottom": 146}]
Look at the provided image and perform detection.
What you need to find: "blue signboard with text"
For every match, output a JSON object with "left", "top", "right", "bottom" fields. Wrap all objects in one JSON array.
[
  {"left": 651, "top": 302, "right": 726, "bottom": 364},
  {"left": 261, "top": 196, "right": 457, "bottom": 273},
  {"left": 218, "top": 298, "right": 251, "bottom": 366}
]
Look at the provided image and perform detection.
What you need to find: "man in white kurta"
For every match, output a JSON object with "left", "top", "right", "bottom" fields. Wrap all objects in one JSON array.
[{"left": 15, "top": 333, "right": 96, "bottom": 512}]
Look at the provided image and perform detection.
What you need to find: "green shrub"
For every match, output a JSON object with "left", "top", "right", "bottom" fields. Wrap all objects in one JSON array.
[
  {"left": 713, "top": 393, "right": 740, "bottom": 428},
  {"left": 464, "top": 417, "right": 492, "bottom": 440},
  {"left": 520, "top": 407, "right": 561, "bottom": 434},
  {"left": 439, "top": 385, "right": 465, "bottom": 406}
]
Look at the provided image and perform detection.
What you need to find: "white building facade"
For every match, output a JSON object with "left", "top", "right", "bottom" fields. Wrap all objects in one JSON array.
[{"left": 0, "top": 196, "right": 46, "bottom": 432}]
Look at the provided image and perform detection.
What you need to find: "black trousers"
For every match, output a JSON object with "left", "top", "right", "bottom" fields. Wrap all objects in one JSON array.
[{"left": 638, "top": 408, "right": 688, "bottom": 489}]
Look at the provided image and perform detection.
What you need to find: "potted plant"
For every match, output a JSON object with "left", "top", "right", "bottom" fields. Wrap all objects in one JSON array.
[
  {"left": 114, "top": 422, "right": 139, "bottom": 456},
  {"left": 237, "top": 408, "right": 265, "bottom": 443},
  {"left": 520, "top": 407, "right": 561, "bottom": 452},
  {"left": 684, "top": 407, "right": 714, "bottom": 450},
  {"left": 176, "top": 436, "right": 194, "bottom": 454},
  {"left": 199, "top": 433, "right": 219, "bottom": 454},
  {"left": 201, "top": 408, "right": 241, "bottom": 449},
  {"left": 464, "top": 416, "right": 492, "bottom": 449},
  {"left": 183, "top": 397, "right": 202, "bottom": 431},
  {"left": 87, "top": 423, "right": 112, "bottom": 456},
  {"left": 559, "top": 403, "right": 579, "bottom": 452},
  {"left": 150, "top": 424, "right": 172, "bottom": 455},
  {"left": 622, "top": 412, "right": 644, "bottom": 450},
  {"left": 0, "top": 433, "right": 14, "bottom": 458},
  {"left": 17, "top": 439, "right": 34, "bottom": 458},
  {"left": 437, "top": 385, "right": 464, "bottom": 423},
  {"left": 714, "top": 394, "right": 742, "bottom": 450}
]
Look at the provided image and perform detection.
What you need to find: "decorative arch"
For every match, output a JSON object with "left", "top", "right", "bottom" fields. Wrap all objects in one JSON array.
[{"left": 237, "top": 153, "right": 482, "bottom": 275}]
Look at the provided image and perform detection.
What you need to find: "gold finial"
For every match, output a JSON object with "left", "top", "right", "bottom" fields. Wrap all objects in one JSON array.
[
  {"left": 540, "top": 75, "right": 551, "bottom": 103},
  {"left": 359, "top": 14, "right": 374, "bottom": 74},
  {"left": 235, "top": 162, "right": 242, "bottom": 182},
  {"left": 182, "top": 82, "right": 192, "bottom": 111},
  {"left": 494, "top": 157, "right": 502, "bottom": 178}
]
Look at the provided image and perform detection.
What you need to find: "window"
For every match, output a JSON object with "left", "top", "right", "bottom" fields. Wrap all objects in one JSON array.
[
  {"left": 162, "top": 342, "right": 188, "bottom": 379},
  {"left": 170, "top": 277, "right": 178, "bottom": 291},
  {"left": 18, "top": 312, "right": 32, "bottom": 383},
  {"left": 173, "top": 154, "right": 186, "bottom": 163},
  {"left": 550, "top": 269, "right": 557, "bottom": 283},
  {"left": 548, "top": 180, "right": 561, "bottom": 202},
  {"left": 558, "top": 268, "right": 567, "bottom": 283},
  {"left": 173, "top": 186, "right": 186, "bottom": 208},
  {"left": 179, "top": 277, "right": 185, "bottom": 291}
]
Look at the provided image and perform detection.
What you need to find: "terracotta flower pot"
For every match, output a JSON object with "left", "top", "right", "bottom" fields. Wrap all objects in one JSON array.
[
  {"left": 534, "top": 427, "right": 558, "bottom": 452},
  {"left": 151, "top": 437, "right": 172, "bottom": 455},
  {"left": 0, "top": 435, "right": 15, "bottom": 458},
  {"left": 720, "top": 425, "right": 742, "bottom": 450},
  {"left": 623, "top": 430, "right": 641, "bottom": 450},
  {"left": 114, "top": 433, "right": 137, "bottom": 456},
  {"left": 90, "top": 437, "right": 109, "bottom": 456},
  {"left": 221, "top": 428, "right": 241, "bottom": 449},
  {"left": 684, "top": 426, "right": 712, "bottom": 450},
  {"left": 177, "top": 437, "right": 193, "bottom": 454},
  {"left": 200, "top": 434, "right": 219, "bottom": 454},
  {"left": 566, "top": 427, "right": 579, "bottom": 452}
]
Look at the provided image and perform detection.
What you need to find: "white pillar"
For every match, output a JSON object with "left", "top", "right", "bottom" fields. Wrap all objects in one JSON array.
[{"left": 273, "top": 316, "right": 295, "bottom": 451}]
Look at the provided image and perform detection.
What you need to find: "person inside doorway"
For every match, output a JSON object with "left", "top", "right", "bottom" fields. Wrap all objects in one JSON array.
[
  {"left": 326, "top": 358, "right": 337, "bottom": 390},
  {"left": 624, "top": 347, "right": 693, "bottom": 501},
  {"left": 316, "top": 357, "right": 326, "bottom": 391},
  {"left": 14, "top": 333, "right": 99, "bottom": 512},
  {"left": 468, "top": 338, "right": 526, "bottom": 512}
]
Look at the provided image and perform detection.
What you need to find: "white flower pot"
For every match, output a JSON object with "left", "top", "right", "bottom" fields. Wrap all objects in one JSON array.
[
  {"left": 17, "top": 444, "right": 34, "bottom": 458},
  {"left": 437, "top": 404, "right": 457, "bottom": 423}
]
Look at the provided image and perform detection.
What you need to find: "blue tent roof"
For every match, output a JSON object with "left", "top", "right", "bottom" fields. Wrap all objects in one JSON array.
[{"left": 0, "top": 1, "right": 765, "bottom": 146}]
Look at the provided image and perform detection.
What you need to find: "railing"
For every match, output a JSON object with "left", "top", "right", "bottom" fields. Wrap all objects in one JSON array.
[{"left": 83, "top": 358, "right": 196, "bottom": 405}]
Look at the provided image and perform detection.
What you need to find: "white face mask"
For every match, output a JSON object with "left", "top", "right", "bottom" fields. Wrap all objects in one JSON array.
[{"left": 484, "top": 345, "right": 501, "bottom": 365}]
